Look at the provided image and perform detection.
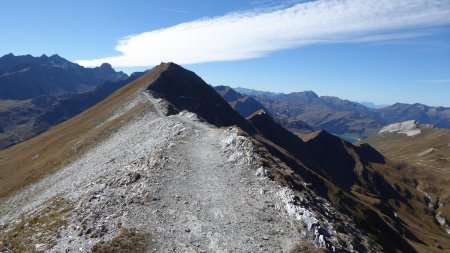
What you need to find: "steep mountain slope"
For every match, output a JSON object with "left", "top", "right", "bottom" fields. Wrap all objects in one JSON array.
[
  {"left": 1, "top": 63, "right": 449, "bottom": 252},
  {"left": 0, "top": 73, "right": 145, "bottom": 150},
  {"left": 0, "top": 53, "right": 127, "bottom": 99},
  {"left": 146, "top": 65, "right": 252, "bottom": 132}
]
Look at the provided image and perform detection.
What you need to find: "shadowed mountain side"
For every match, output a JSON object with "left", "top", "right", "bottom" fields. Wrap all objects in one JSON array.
[
  {"left": 214, "top": 85, "right": 243, "bottom": 102},
  {"left": 273, "top": 116, "right": 314, "bottom": 135},
  {"left": 147, "top": 63, "right": 254, "bottom": 133},
  {"left": 247, "top": 109, "right": 388, "bottom": 193},
  {"left": 247, "top": 109, "right": 309, "bottom": 157},
  {"left": 247, "top": 108, "right": 450, "bottom": 252}
]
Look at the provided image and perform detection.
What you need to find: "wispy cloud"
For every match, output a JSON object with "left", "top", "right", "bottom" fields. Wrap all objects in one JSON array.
[{"left": 77, "top": 0, "right": 450, "bottom": 67}]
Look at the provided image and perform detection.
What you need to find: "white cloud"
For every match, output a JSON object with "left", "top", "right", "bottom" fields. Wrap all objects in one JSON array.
[{"left": 77, "top": 0, "right": 450, "bottom": 67}]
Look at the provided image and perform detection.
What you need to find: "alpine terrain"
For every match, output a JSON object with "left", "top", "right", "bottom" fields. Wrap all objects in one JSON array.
[{"left": 0, "top": 63, "right": 449, "bottom": 253}]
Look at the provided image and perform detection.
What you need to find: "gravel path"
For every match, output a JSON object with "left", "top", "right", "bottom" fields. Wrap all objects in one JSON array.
[
  {"left": 121, "top": 93, "right": 302, "bottom": 252},
  {"left": 128, "top": 123, "right": 301, "bottom": 252}
]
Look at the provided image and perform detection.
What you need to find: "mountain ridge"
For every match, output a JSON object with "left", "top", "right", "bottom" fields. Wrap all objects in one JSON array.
[{"left": 0, "top": 62, "right": 449, "bottom": 252}]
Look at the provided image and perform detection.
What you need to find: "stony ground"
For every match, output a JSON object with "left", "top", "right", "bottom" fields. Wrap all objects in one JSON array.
[{"left": 0, "top": 92, "right": 375, "bottom": 252}]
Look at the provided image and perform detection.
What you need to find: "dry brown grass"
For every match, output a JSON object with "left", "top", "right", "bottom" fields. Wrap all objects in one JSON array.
[
  {"left": 363, "top": 129, "right": 450, "bottom": 224},
  {"left": 290, "top": 243, "right": 328, "bottom": 253},
  {"left": 363, "top": 128, "right": 450, "bottom": 170},
  {"left": 91, "top": 228, "right": 150, "bottom": 253},
  {"left": 0, "top": 196, "right": 72, "bottom": 252},
  {"left": 0, "top": 64, "right": 168, "bottom": 199}
]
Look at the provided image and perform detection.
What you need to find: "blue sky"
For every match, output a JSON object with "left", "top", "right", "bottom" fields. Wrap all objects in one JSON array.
[{"left": 1, "top": 0, "right": 449, "bottom": 106}]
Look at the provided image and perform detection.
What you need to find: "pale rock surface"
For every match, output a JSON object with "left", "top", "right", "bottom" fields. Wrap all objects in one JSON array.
[{"left": 379, "top": 120, "right": 434, "bottom": 136}]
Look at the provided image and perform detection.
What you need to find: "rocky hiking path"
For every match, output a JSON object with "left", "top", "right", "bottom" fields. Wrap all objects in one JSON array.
[
  {"left": 143, "top": 128, "right": 301, "bottom": 252},
  {"left": 134, "top": 94, "right": 303, "bottom": 252}
]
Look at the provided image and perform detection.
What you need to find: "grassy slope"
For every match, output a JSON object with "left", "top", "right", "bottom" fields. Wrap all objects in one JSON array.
[
  {"left": 364, "top": 128, "right": 450, "bottom": 170},
  {"left": 363, "top": 129, "right": 450, "bottom": 252},
  {"left": 0, "top": 64, "right": 166, "bottom": 199}
]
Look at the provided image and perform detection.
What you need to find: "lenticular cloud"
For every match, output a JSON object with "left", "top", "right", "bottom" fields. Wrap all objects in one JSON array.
[{"left": 77, "top": 0, "right": 450, "bottom": 67}]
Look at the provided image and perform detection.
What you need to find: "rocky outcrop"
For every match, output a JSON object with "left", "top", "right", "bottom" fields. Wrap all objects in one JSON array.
[
  {"left": 379, "top": 120, "right": 434, "bottom": 136},
  {"left": 147, "top": 63, "right": 254, "bottom": 133}
]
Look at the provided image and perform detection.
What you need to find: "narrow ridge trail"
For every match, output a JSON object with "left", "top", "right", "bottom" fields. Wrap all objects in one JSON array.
[
  {"left": 138, "top": 126, "right": 301, "bottom": 252},
  {"left": 134, "top": 93, "right": 302, "bottom": 252}
]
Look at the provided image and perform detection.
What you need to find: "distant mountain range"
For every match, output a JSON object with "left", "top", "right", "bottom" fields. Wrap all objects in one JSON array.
[
  {"left": 0, "top": 53, "right": 141, "bottom": 150},
  {"left": 2, "top": 53, "right": 450, "bottom": 151},
  {"left": 359, "top": 101, "right": 388, "bottom": 109},
  {"left": 231, "top": 87, "right": 450, "bottom": 139},
  {"left": 0, "top": 53, "right": 128, "bottom": 99},
  {"left": 215, "top": 86, "right": 314, "bottom": 135}
]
